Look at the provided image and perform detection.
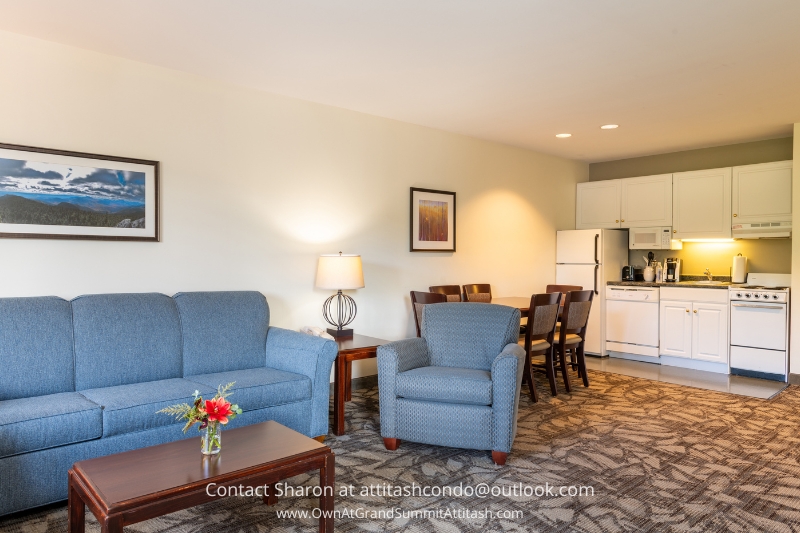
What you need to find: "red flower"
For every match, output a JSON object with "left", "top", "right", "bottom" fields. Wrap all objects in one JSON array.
[{"left": 205, "top": 397, "right": 234, "bottom": 424}]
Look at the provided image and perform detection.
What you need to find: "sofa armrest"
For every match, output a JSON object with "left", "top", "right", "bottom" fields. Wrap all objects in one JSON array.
[
  {"left": 265, "top": 327, "right": 338, "bottom": 438},
  {"left": 490, "top": 343, "right": 526, "bottom": 453},
  {"left": 377, "top": 338, "right": 430, "bottom": 438}
]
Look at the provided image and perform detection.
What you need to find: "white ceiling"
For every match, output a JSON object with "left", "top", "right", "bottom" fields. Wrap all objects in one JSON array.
[{"left": 0, "top": 0, "right": 798, "bottom": 162}]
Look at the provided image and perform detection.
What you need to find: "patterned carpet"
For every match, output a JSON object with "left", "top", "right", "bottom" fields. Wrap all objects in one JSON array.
[{"left": 3, "top": 370, "right": 800, "bottom": 533}]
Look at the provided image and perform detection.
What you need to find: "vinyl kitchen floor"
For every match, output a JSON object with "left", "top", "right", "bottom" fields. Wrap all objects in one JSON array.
[{"left": 584, "top": 356, "right": 788, "bottom": 399}]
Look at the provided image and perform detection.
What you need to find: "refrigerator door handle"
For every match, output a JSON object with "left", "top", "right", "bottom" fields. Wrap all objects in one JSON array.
[
  {"left": 594, "top": 264, "right": 599, "bottom": 295},
  {"left": 594, "top": 234, "right": 599, "bottom": 264}
]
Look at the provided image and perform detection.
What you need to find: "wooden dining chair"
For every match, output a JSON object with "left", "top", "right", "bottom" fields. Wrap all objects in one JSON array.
[
  {"left": 552, "top": 290, "right": 594, "bottom": 393},
  {"left": 410, "top": 291, "right": 447, "bottom": 337},
  {"left": 429, "top": 285, "right": 463, "bottom": 302},
  {"left": 518, "top": 292, "right": 561, "bottom": 402},
  {"left": 463, "top": 284, "right": 492, "bottom": 303}
]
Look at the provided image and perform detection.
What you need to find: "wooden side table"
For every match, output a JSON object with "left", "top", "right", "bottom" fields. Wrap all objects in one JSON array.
[{"left": 333, "top": 334, "right": 389, "bottom": 436}]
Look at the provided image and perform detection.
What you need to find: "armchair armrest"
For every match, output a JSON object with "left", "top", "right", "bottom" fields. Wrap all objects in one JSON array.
[
  {"left": 377, "top": 337, "right": 430, "bottom": 438},
  {"left": 265, "top": 327, "right": 338, "bottom": 438},
  {"left": 490, "top": 343, "right": 526, "bottom": 453}
]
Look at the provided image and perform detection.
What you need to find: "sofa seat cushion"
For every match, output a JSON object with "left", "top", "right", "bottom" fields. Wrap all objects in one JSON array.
[
  {"left": 0, "top": 392, "right": 102, "bottom": 459},
  {"left": 396, "top": 366, "right": 493, "bottom": 406},
  {"left": 185, "top": 368, "right": 312, "bottom": 412},
  {"left": 80, "top": 378, "right": 216, "bottom": 438}
]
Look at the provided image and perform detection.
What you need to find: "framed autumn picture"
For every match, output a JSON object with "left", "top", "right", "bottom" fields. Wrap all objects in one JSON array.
[
  {"left": 0, "top": 142, "right": 159, "bottom": 241},
  {"left": 410, "top": 187, "right": 456, "bottom": 252}
]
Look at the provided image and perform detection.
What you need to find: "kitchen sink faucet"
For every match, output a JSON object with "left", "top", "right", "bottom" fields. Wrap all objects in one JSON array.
[{"left": 704, "top": 268, "right": 712, "bottom": 281}]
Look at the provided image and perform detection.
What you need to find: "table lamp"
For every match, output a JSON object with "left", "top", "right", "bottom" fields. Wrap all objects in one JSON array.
[{"left": 315, "top": 252, "right": 365, "bottom": 337}]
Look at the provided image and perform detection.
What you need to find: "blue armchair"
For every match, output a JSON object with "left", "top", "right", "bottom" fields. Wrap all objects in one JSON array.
[{"left": 377, "top": 302, "right": 525, "bottom": 465}]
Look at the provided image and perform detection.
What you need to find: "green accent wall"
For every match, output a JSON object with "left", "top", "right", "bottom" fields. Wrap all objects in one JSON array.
[
  {"left": 589, "top": 137, "right": 793, "bottom": 181},
  {"left": 589, "top": 137, "right": 794, "bottom": 276}
]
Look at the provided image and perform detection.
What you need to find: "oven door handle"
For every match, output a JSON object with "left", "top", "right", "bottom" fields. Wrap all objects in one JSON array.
[{"left": 731, "top": 303, "right": 784, "bottom": 310}]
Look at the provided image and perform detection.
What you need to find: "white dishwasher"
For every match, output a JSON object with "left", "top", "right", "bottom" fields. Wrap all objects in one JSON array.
[{"left": 605, "top": 286, "right": 660, "bottom": 359}]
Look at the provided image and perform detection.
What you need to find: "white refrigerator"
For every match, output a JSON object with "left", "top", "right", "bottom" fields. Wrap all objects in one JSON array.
[{"left": 556, "top": 229, "right": 629, "bottom": 356}]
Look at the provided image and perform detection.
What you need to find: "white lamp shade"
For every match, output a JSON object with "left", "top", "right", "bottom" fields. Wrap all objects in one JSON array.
[{"left": 315, "top": 254, "right": 365, "bottom": 290}]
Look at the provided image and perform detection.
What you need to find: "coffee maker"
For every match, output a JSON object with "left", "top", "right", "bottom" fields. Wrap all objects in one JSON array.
[{"left": 664, "top": 258, "right": 681, "bottom": 282}]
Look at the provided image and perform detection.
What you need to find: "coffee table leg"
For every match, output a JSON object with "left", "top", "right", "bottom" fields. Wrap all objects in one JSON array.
[
  {"left": 319, "top": 453, "right": 335, "bottom": 533},
  {"left": 263, "top": 482, "right": 279, "bottom": 506},
  {"left": 100, "top": 515, "right": 123, "bottom": 533},
  {"left": 68, "top": 477, "right": 85, "bottom": 533},
  {"left": 333, "top": 355, "right": 346, "bottom": 435}
]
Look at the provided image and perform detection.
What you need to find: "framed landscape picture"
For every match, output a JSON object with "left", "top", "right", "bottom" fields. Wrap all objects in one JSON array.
[
  {"left": 410, "top": 187, "right": 456, "bottom": 252},
  {"left": 0, "top": 143, "right": 159, "bottom": 241}
]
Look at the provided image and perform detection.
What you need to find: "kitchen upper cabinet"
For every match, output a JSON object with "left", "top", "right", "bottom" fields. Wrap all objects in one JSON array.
[
  {"left": 620, "top": 174, "right": 672, "bottom": 228},
  {"left": 692, "top": 302, "right": 728, "bottom": 363},
  {"left": 660, "top": 300, "right": 692, "bottom": 358},
  {"left": 672, "top": 168, "right": 732, "bottom": 239},
  {"left": 732, "top": 160, "right": 792, "bottom": 224},
  {"left": 576, "top": 180, "right": 621, "bottom": 229}
]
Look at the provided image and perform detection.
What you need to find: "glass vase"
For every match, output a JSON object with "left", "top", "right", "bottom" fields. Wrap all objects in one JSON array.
[{"left": 201, "top": 421, "right": 222, "bottom": 455}]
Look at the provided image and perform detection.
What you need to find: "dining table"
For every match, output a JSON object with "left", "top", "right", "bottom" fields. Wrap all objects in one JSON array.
[
  {"left": 491, "top": 295, "right": 566, "bottom": 322},
  {"left": 490, "top": 296, "right": 531, "bottom": 314}
]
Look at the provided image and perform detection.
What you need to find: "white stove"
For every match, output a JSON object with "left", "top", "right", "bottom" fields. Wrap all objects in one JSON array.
[{"left": 728, "top": 273, "right": 790, "bottom": 382}]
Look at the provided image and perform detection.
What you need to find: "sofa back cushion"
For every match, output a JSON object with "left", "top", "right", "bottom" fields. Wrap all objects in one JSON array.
[
  {"left": 0, "top": 296, "right": 74, "bottom": 401},
  {"left": 421, "top": 302, "right": 520, "bottom": 371},
  {"left": 174, "top": 291, "right": 269, "bottom": 376},
  {"left": 72, "top": 293, "right": 183, "bottom": 390}
]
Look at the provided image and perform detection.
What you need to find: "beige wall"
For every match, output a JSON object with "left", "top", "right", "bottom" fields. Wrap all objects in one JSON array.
[
  {"left": 0, "top": 31, "right": 588, "bottom": 379},
  {"left": 630, "top": 240, "right": 792, "bottom": 277},
  {"left": 589, "top": 137, "right": 793, "bottom": 181},
  {"left": 791, "top": 126, "right": 799, "bottom": 375}
]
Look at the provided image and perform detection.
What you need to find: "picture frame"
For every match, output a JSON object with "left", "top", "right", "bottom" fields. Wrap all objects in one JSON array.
[
  {"left": 410, "top": 187, "right": 456, "bottom": 252},
  {"left": 0, "top": 142, "right": 159, "bottom": 241}
]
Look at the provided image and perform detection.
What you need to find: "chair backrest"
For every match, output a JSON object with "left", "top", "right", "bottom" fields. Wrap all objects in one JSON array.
[
  {"left": 422, "top": 302, "right": 520, "bottom": 371},
  {"left": 410, "top": 291, "right": 447, "bottom": 337},
  {"left": 463, "top": 284, "right": 492, "bottom": 303},
  {"left": 429, "top": 285, "right": 463, "bottom": 302},
  {"left": 559, "top": 290, "right": 594, "bottom": 343},
  {"left": 545, "top": 285, "right": 582, "bottom": 297},
  {"left": 523, "top": 292, "right": 562, "bottom": 351}
]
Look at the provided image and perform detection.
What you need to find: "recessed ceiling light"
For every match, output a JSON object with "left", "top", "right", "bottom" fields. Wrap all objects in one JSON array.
[
  {"left": 600, "top": 124, "right": 619, "bottom": 129},
  {"left": 555, "top": 133, "right": 571, "bottom": 138}
]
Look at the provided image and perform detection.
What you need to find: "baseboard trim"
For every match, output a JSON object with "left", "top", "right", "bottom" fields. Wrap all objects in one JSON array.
[
  {"left": 789, "top": 373, "right": 800, "bottom": 385},
  {"left": 329, "top": 374, "right": 378, "bottom": 394}
]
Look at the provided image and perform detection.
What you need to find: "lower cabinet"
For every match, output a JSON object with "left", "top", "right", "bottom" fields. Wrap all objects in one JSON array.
[{"left": 659, "top": 289, "right": 729, "bottom": 364}]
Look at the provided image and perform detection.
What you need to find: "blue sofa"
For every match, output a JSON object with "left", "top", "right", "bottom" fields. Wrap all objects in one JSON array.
[{"left": 0, "top": 291, "right": 337, "bottom": 516}]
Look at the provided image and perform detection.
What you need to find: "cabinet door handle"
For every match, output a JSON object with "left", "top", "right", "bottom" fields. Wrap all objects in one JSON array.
[
  {"left": 615, "top": 219, "right": 619, "bottom": 223},
  {"left": 693, "top": 309, "right": 697, "bottom": 313},
  {"left": 621, "top": 219, "right": 624, "bottom": 222},
  {"left": 673, "top": 230, "right": 677, "bottom": 233},
  {"left": 685, "top": 309, "right": 689, "bottom": 313},
  {"left": 733, "top": 214, "right": 738, "bottom": 217}
]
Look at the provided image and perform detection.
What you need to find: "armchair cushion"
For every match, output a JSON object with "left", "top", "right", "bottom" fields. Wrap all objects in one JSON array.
[
  {"left": 422, "top": 303, "right": 521, "bottom": 370},
  {"left": 396, "top": 366, "right": 492, "bottom": 406}
]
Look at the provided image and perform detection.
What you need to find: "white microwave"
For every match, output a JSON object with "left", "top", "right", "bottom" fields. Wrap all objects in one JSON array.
[{"left": 629, "top": 227, "right": 683, "bottom": 250}]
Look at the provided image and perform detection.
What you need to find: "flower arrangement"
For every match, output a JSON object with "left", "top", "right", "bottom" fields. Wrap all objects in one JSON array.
[{"left": 158, "top": 382, "right": 243, "bottom": 455}]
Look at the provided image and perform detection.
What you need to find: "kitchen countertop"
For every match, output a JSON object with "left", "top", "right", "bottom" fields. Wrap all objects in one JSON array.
[{"left": 607, "top": 280, "right": 732, "bottom": 290}]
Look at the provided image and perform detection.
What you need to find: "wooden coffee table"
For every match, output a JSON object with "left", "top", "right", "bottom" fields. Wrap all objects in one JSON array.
[
  {"left": 68, "top": 421, "right": 334, "bottom": 533},
  {"left": 333, "top": 334, "right": 390, "bottom": 436}
]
